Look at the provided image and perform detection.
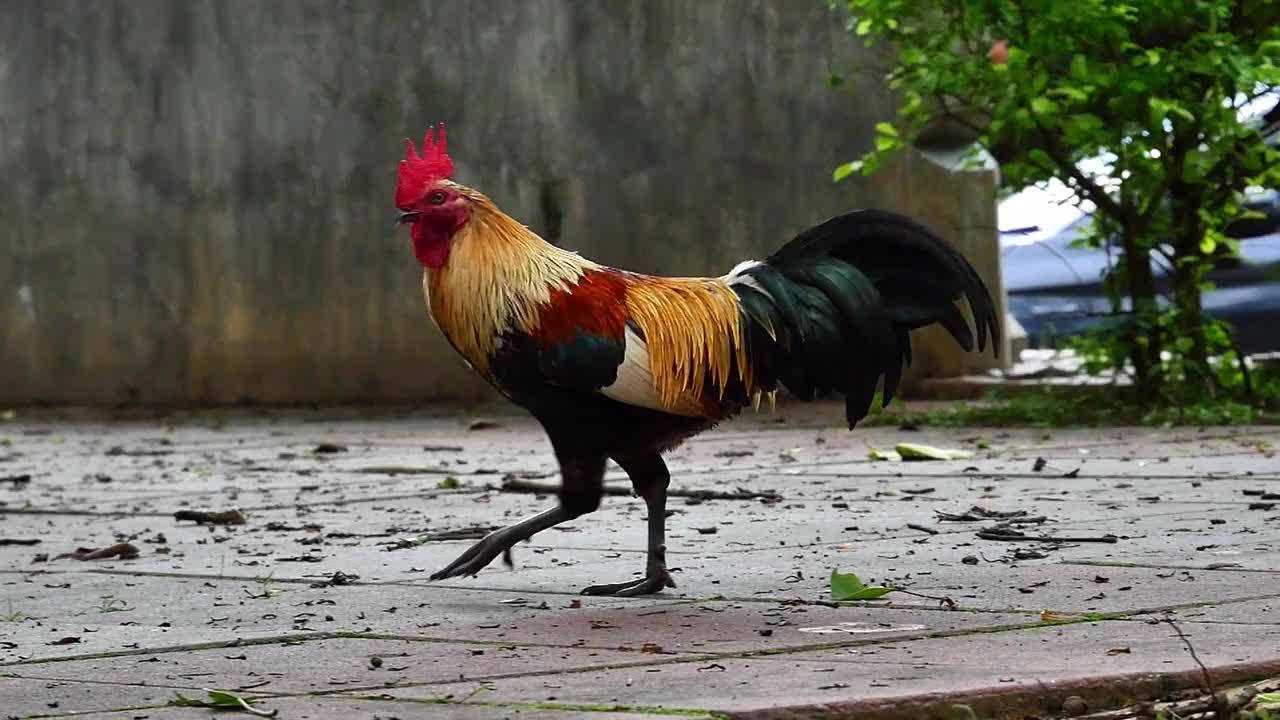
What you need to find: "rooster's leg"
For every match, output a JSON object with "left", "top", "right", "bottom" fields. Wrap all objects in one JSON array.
[
  {"left": 431, "top": 448, "right": 606, "bottom": 581},
  {"left": 429, "top": 506, "right": 574, "bottom": 581},
  {"left": 581, "top": 453, "right": 676, "bottom": 597}
]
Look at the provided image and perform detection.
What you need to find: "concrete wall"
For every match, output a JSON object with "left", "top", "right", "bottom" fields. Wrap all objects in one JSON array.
[{"left": 0, "top": 0, "right": 1004, "bottom": 407}]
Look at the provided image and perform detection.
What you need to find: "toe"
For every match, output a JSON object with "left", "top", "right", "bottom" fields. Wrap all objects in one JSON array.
[{"left": 580, "top": 573, "right": 674, "bottom": 597}]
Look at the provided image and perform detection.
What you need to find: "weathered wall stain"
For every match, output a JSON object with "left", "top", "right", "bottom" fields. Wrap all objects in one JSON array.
[{"left": 0, "top": 0, "right": 1003, "bottom": 406}]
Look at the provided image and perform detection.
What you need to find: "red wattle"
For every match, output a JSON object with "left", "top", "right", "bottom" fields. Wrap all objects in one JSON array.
[{"left": 411, "top": 221, "right": 451, "bottom": 269}]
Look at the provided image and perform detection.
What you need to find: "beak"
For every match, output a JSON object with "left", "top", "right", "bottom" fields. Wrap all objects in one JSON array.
[{"left": 394, "top": 210, "right": 420, "bottom": 229}]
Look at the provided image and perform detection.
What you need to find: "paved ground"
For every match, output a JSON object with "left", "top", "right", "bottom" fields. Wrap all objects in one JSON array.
[{"left": 1, "top": 406, "right": 1278, "bottom": 719}]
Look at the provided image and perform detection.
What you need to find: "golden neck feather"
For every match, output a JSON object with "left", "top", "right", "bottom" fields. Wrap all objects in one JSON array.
[{"left": 422, "top": 193, "right": 595, "bottom": 372}]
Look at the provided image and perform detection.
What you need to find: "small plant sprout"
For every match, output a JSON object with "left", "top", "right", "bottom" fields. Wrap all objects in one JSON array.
[
  {"left": 96, "top": 595, "right": 129, "bottom": 613},
  {"left": 1, "top": 600, "right": 32, "bottom": 622},
  {"left": 244, "top": 572, "right": 278, "bottom": 599}
]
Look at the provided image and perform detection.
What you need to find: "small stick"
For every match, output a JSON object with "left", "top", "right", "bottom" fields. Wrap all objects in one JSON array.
[
  {"left": 1001, "top": 516, "right": 1050, "bottom": 525},
  {"left": 499, "top": 476, "right": 781, "bottom": 502},
  {"left": 381, "top": 526, "right": 498, "bottom": 550},
  {"left": 174, "top": 509, "right": 246, "bottom": 525},
  {"left": 1164, "top": 616, "right": 1223, "bottom": 714},
  {"left": 977, "top": 529, "right": 1118, "bottom": 543},
  {"left": 906, "top": 523, "right": 939, "bottom": 535},
  {"left": 56, "top": 542, "right": 140, "bottom": 561},
  {"left": 893, "top": 588, "right": 957, "bottom": 610}
]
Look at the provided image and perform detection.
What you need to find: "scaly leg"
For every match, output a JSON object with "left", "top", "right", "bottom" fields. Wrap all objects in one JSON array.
[
  {"left": 581, "top": 453, "right": 676, "bottom": 597},
  {"left": 430, "top": 506, "right": 573, "bottom": 580},
  {"left": 431, "top": 445, "right": 607, "bottom": 581}
]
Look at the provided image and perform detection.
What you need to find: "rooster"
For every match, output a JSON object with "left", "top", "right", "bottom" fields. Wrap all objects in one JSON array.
[{"left": 395, "top": 125, "right": 999, "bottom": 596}]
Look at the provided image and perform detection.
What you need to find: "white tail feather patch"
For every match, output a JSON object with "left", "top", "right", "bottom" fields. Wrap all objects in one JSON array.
[
  {"left": 726, "top": 259, "right": 762, "bottom": 279},
  {"left": 725, "top": 260, "right": 772, "bottom": 297},
  {"left": 723, "top": 259, "right": 777, "bottom": 340},
  {"left": 599, "top": 326, "right": 705, "bottom": 417}
]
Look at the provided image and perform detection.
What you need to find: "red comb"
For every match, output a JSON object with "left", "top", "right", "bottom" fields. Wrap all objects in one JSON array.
[{"left": 395, "top": 125, "right": 454, "bottom": 208}]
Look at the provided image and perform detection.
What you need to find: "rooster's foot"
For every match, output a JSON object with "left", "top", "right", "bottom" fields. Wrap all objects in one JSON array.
[
  {"left": 429, "top": 507, "right": 572, "bottom": 581},
  {"left": 429, "top": 533, "right": 517, "bottom": 580},
  {"left": 579, "top": 567, "right": 676, "bottom": 597}
]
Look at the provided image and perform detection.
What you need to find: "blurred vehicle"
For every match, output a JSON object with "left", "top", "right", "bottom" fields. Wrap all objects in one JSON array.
[
  {"left": 998, "top": 95, "right": 1280, "bottom": 354},
  {"left": 1000, "top": 190, "right": 1280, "bottom": 354}
]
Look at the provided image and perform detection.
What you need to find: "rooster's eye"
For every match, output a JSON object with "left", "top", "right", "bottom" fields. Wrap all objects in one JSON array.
[{"left": 429, "top": 191, "right": 448, "bottom": 205}]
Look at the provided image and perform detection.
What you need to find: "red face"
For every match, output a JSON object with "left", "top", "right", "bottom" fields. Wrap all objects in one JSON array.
[{"left": 397, "top": 183, "right": 471, "bottom": 269}]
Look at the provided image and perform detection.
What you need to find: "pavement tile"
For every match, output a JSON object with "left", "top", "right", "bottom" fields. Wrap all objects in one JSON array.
[
  {"left": 1, "top": 572, "right": 322, "bottom": 664},
  {"left": 5, "top": 637, "right": 677, "bottom": 695},
  {"left": 380, "top": 619, "right": 1280, "bottom": 714},
  {"left": 0, "top": 572, "right": 1022, "bottom": 662},
  {"left": 4, "top": 413, "right": 1280, "bottom": 719},
  {"left": 420, "top": 534, "right": 1280, "bottom": 613},
  {"left": 780, "top": 454, "right": 1280, "bottom": 481},
  {"left": 1067, "top": 547, "right": 1280, "bottom": 574},
  {"left": 1162, "top": 596, "right": 1280, "bottom": 624},
  {"left": 903, "top": 562, "right": 1280, "bottom": 614},
  {"left": 1052, "top": 516, "right": 1280, "bottom": 571},
  {"left": 389, "top": 600, "right": 1034, "bottom": 655},
  {"left": 0, "top": 504, "right": 642, "bottom": 584},
  {"left": 0, "top": 676, "right": 184, "bottom": 718},
  {"left": 70, "top": 696, "right": 709, "bottom": 720},
  {"left": 0, "top": 573, "right": 693, "bottom": 663},
  {"left": 787, "top": 617, "right": 1279, "bottom": 670}
]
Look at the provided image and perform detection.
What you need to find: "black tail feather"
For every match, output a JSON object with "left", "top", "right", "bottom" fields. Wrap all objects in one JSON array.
[{"left": 730, "top": 209, "right": 1001, "bottom": 429}]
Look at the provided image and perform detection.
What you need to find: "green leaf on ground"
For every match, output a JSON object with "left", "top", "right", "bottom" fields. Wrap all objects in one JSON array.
[
  {"left": 895, "top": 443, "right": 974, "bottom": 461},
  {"left": 173, "top": 690, "right": 278, "bottom": 717},
  {"left": 866, "top": 445, "right": 901, "bottom": 461},
  {"left": 830, "top": 569, "right": 896, "bottom": 601}
]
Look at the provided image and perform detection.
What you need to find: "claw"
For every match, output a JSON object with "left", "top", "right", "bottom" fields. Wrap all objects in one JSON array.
[
  {"left": 430, "top": 532, "right": 513, "bottom": 580},
  {"left": 579, "top": 569, "right": 676, "bottom": 597}
]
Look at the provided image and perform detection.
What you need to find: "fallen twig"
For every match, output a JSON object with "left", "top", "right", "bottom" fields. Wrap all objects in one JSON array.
[
  {"left": 174, "top": 509, "right": 247, "bottom": 525},
  {"left": 976, "top": 528, "right": 1118, "bottom": 543},
  {"left": 422, "top": 444, "right": 464, "bottom": 452},
  {"left": 1165, "top": 616, "right": 1225, "bottom": 715},
  {"left": 1, "top": 474, "right": 32, "bottom": 487},
  {"left": 56, "top": 542, "right": 140, "bottom": 561},
  {"left": 499, "top": 476, "right": 781, "bottom": 502},
  {"left": 893, "top": 588, "right": 957, "bottom": 610},
  {"left": 0, "top": 538, "right": 40, "bottom": 546},
  {"left": 309, "top": 571, "right": 359, "bottom": 588},
  {"left": 381, "top": 526, "right": 499, "bottom": 550},
  {"left": 935, "top": 506, "right": 1045, "bottom": 523},
  {"left": 105, "top": 446, "right": 171, "bottom": 457},
  {"left": 906, "top": 523, "right": 939, "bottom": 535},
  {"left": 354, "top": 465, "right": 453, "bottom": 476}
]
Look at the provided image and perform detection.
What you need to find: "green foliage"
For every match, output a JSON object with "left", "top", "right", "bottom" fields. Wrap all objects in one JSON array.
[
  {"left": 173, "top": 690, "right": 277, "bottom": 717},
  {"left": 1066, "top": 313, "right": 1280, "bottom": 413},
  {"left": 830, "top": 569, "right": 897, "bottom": 601},
  {"left": 871, "top": 384, "right": 1279, "bottom": 428},
  {"left": 830, "top": 0, "right": 1280, "bottom": 403}
]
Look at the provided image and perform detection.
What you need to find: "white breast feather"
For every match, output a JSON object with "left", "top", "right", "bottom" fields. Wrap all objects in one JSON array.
[{"left": 599, "top": 327, "right": 704, "bottom": 417}]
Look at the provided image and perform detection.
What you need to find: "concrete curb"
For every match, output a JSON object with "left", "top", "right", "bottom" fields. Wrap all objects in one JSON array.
[{"left": 732, "top": 659, "right": 1280, "bottom": 720}]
